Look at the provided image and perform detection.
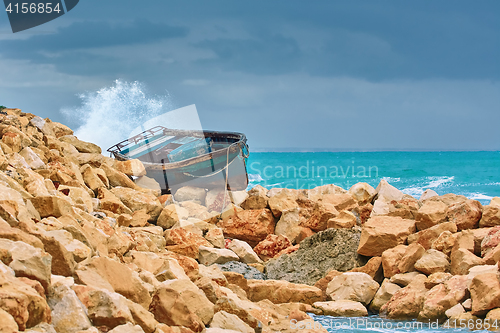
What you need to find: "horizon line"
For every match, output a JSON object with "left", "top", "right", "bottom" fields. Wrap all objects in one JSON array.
[{"left": 250, "top": 148, "right": 500, "bottom": 153}]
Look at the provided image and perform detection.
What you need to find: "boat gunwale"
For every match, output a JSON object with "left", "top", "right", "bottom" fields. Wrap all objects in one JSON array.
[{"left": 108, "top": 126, "right": 248, "bottom": 171}]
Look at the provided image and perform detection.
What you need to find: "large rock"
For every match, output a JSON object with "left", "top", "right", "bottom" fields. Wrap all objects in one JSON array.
[
  {"left": 217, "top": 209, "right": 275, "bottom": 247},
  {"left": 160, "top": 279, "right": 215, "bottom": 325},
  {"left": 48, "top": 282, "right": 91, "bottom": 333},
  {"left": 265, "top": 228, "right": 365, "bottom": 286},
  {"left": 369, "top": 279, "right": 401, "bottom": 313},
  {"left": 59, "top": 135, "right": 101, "bottom": 154},
  {"left": 246, "top": 279, "right": 322, "bottom": 305},
  {"left": 375, "top": 179, "right": 405, "bottom": 202},
  {"left": 268, "top": 189, "right": 302, "bottom": 218},
  {"left": 414, "top": 249, "right": 450, "bottom": 275},
  {"left": 75, "top": 256, "right": 151, "bottom": 308},
  {"left": 110, "top": 187, "right": 162, "bottom": 221},
  {"left": 253, "top": 234, "right": 292, "bottom": 261},
  {"left": 418, "top": 275, "right": 468, "bottom": 320},
  {"left": 479, "top": 205, "right": 500, "bottom": 228},
  {"left": 149, "top": 284, "right": 205, "bottom": 332},
  {"left": 30, "top": 195, "right": 74, "bottom": 218},
  {"left": 0, "top": 239, "right": 52, "bottom": 291},
  {"left": 398, "top": 243, "right": 425, "bottom": 274},
  {"left": 380, "top": 274, "right": 427, "bottom": 320},
  {"left": 82, "top": 289, "right": 134, "bottom": 329},
  {"left": 156, "top": 204, "right": 189, "bottom": 229},
  {"left": 481, "top": 226, "right": 500, "bottom": 257},
  {"left": 274, "top": 208, "right": 309, "bottom": 244},
  {"left": 199, "top": 247, "right": 239, "bottom": 266},
  {"left": 381, "top": 245, "right": 408, "bottom": 278},
  {"left": 210, "top": 311, "right": 254, "bottom": 333},
  {"left": 446, "top": 199, "right": 483, "bottom": 231},
  {"left": 407, "top": 222, "right": 457, "bottom": 249},
  {"left": 415, "top": 201, "right": 448, "bottom": 231},
  {"left": 300, "top": 202, "right": 338, "bottom": 232},
  {"left": 313, "top": 300, "right": 368, "bottom": 317},
  {"left": 470, "top": 273, "right": 500, "bottom": 316},
  {"left": 325, "top": 272, "right": 379, "bottom": 305},
  {"left": 114, "top": 159, "right": 146, "bottom": 177},
  {"left": 226, "top": 240, "right": 262, "bottom": 264},
  {"left": 357, "top": 216, "right": 416, "bottom": 257},
  {"left": 173, "top": 187, "right": 206, "bottom": 205},
  {"left": 348, "top": 183, "right": 376, "bottom": 206},
  {"left": 0, "top": 270, "right": 51, "bottom": 330},
  {"left": 450, "top": 248, "right": 484, "bottom": 275},
  {"left": 241, "top": 185, "right": 268, "bottom": 210}
]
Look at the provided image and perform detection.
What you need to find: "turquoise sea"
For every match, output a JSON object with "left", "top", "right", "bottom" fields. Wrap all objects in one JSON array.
[
  {"left": 247, "top": 151, "right": 500, "bottom": 204},
  {"left": 248, "top": 151, "right": 499, "bottom": 332}
]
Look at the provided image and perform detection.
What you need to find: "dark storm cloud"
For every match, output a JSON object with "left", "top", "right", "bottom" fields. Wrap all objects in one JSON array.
[{"left": 0, "top": 19, "right": 187, "bottom": 57}]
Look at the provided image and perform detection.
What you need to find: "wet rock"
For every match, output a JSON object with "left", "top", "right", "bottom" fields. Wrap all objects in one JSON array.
[{"left": 265, "top": 228, "right": 365, "bottom": 285}]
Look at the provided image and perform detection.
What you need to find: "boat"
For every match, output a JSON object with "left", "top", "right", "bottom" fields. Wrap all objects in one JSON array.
[{"left": 107, "top": 126, "right": 249, "bottom": 194}]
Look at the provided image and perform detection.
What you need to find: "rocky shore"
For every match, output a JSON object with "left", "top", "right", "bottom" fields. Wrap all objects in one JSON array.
[{"left": 1, "top": 107, "right": 500, "bottom": 332}]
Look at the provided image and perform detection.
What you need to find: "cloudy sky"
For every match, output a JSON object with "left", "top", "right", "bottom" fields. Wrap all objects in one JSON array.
[{"left": 1, "top": 1, "right": 499, "bottom": 151}]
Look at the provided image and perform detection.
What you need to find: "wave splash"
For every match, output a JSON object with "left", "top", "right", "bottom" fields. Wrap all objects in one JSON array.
[{"left": 61, "top": 80, "right": 173, "bottom": 152}]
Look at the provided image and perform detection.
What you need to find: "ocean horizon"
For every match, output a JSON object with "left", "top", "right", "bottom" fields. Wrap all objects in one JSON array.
[{"left": 247, "top": 151, "right": 500, "bottom": 205}]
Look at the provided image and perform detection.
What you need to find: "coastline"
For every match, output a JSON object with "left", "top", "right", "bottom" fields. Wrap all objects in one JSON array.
[{"left": 1, "top": 107, "right": 500, "bottom": 332}]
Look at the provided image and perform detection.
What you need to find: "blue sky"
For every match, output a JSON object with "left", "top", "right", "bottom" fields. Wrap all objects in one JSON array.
[{"left": 1, "top": 1, "right": 499, "bottom": 150}]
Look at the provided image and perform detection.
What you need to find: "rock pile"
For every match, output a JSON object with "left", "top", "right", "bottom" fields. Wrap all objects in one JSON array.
[{"left": 1, "top": 107, "right": 500, "bottom": 331}]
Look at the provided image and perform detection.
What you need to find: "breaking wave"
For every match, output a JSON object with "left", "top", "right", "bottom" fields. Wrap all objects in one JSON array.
[{"left": 61, "top": 80, "right": 173, "bottom": 152}]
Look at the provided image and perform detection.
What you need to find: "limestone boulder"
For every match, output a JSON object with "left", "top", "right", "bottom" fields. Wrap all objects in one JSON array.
[
  {"left": 481, "top": 226, "right": 500, "bottom": 257},
  {"left": 424, "top": 272, "right": 452, "bottom": 289},
  {"left": 369, "top": 279, "right": 401, "bottom": 313},
  {"left": 325, "top": 272, "right": 379, "bottom": 305},
  {"left": 414, "top": 249, "right": 450, "bottom": 275},
  {"left": 0, "top": 239, "right": 52, "bottom": 291},
  {"left": 418, "top": 275, "right": 468, "bottom": 320},
  {"left": 313, "top": 300, "right": 367, "bottom": 317},
  {"left": 47, "top": 282, "right": 91, "bottom": 333},
  {"left": 75, "top": 256, "right": 151, "bottom": 308},
  {"left": 327, "top": 210, "right": 357, "bottom": 229},
  {"left": 82, "top": 289, "right": 133, "bottom": 329},
  {"left": 240, "top": 185, "right": 268, "bottom": 210},
  {"left": 156, "top": 204, "right": 189, "bottom": 229},
  {"left": 199, "top": 246, "right": 239, "bottom": 266},
  {"left": 226, "top": 239, "right": 262, "bottom": 264},
  {"left": 59, "top": 135, "right": 101, "bottom": 154},
  {"left": 467, "top": 265, "right": 499, "bottom": 288},
  {"left": 0, "top": 270, "right": 51, "bottom": 330},
  {"left": 19, "top": 147, "right": 45, "bottom": 169},
  {"left": 174, "top": 186, "right": 206, "bottom": 205},
  {"left": 479, "top": 205, "right": 500, "bottom": 228},
  {"left": 380, "top": 274, "right": 427, "bottom": 320},
  {"left": 398, "top": 243, "right": 425, "bottom": 274},
  {"left": 100, "top": 164, "right": 138, "bottom": 189},
  {"left": 210, "top": 310, "right": 253, "bottom": 333},
  {"left": 419, "top": 189, "right": 438, "bottom": 201},
  {"left": 390, "top": 272, "right": 426, "bottom": 287},
  {"left": 114, "top": 159, "right": 146, "bottom": 177},
  {"left": 446, "top": 199, "right": 483, "bottom": 231},
  {"left": 375, "top": 179, "right": 405, "bottom": 202},
  {"left": 108, "top": 323, "right": 145, "bottom": 333},
  {"left": 320, "top": 193, "right": 357, "bottom": 212},
  {"left": 217, "top": 209, "right": 275, "bottom": 247},
  {"left": 431, "top": 230, "right": 456, "bottom": 256},
  {"left": 30, "top": 195, "right": 74, "bottom": 218},
  {"left": 414, "top": 201, "right": 448, "bottom": 231},
  {"left": 470, "top": 273, "right": 500, "bottom": 316},
  {"left": 110, "top": 187, "right": 162, "bottom": 221},
  {"left": 81, "top": 165, "right": 107, "bottom": 193},
  {"left": 348, "top": 182, "right": 376, "bottom": 206},
  {"left": 450, "top": 248, "right": 484, "bottom": 275},
  {"left": 246, "top": 279, "right": 322, "bottom": 305},
  {"left": 274, "top": 208, "right": 309, "bottom": 244},
  {"left": 160, "top": 278, "right": 215, "bottom": 325},
  {"left": 205, "top": 228, "right": 225, "bottom": 249},
  {"left": 308, "top": 184, "right": 346, "bottom": 202},
  {"left": 265, "top": 228, "right": 365, "bottom": 285},
  {"left": 0, "top": 308, "right": 18, "bottom": 333},
  {"left": 268, "top": 189, "right": 301, "bottom": 218},
  {"left": 149, "top": 284, "right": 205, "bottom": 332},
  {"left": 164, "top": 227, "right": 213, "bottom": 248},
  {"left": 253, "top": 234, "right": 292, "bottom": 261},
  {"left": 357, "top": 216, "right": 416, "bottom": 257},
  {"left": 97, "top": 188, "right": 132, "bottom": 215},
  {"left": 407, "top": 222, "right": 457, "bottom": 249}
]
